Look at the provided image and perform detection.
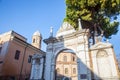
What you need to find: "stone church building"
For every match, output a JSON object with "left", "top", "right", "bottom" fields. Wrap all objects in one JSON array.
[
  {"left": 0, "top": 30, "right": 45, "bottom": 80},
  {"left": 30, "top": 22, "right": 119, "bottom": 80}
]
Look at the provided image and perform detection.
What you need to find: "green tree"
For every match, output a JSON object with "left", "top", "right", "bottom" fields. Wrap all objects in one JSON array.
[{"left": 64, "top": 0, "right": 120, "bottom": 44}]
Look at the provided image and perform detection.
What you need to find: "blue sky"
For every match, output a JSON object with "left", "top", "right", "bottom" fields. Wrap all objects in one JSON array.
[
  {"left": 0, "top": 0, "right": 120, "bottom": 55},
  {"left": 0, "top": 0, "right": 66, "bottom": 50}
]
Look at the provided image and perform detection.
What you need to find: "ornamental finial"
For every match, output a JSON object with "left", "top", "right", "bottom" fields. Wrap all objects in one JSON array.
[
  {"left": 50, "top": 27, "right": 53, "bottom": 37},
  {"left": 78, "top": 18, "right": 82, "bottom": 30}
]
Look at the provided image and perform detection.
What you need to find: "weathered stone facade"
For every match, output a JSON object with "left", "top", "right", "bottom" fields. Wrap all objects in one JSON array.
[
  {"left": 30, "top": 22, "right": 119, "bottom": 80},
  {"left": 0, "top": 31, "right": 45, "bottom": 80}
]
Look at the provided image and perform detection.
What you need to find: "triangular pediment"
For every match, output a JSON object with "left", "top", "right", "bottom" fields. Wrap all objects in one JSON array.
[
  {"left": 90, "top": 42, "right": 112, "bottom": 50},
  {"left": 56, "top": 22, "right": 75, "bottom": 37}
]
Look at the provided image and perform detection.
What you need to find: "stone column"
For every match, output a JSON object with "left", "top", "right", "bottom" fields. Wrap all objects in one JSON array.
[
  {"left": 39, "top": 58, "right": 44, "bottom": 79},
  {"left": 30, "top": 60, "right": 36, "bottom": 79},
  {"left": 51, "top": 63, "right": 55, "bottom": 80}
]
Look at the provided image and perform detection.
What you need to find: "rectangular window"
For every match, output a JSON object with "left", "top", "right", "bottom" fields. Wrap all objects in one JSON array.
[
  {"left": 0, "top": 61, "right": 3, "bottom": 64},
  {"left": 80, "top": 74, "right": 87, "bottom": 79},
  {"left": 0, "top": 47, "right": 2, "bottom": 54},
  {"left": 73, "top": 68, "right": 76, "bottom": 74},
  {"left": 14, "top": 50, "right": 20, "bottom": 60},
  {"left": 28, "top": 55, "right": 32, "bottom": 63},
  {"left": 65, "top": 68, "right": 68, "bottom": 74},
  {"left": 10, "top": 76, "right": 15, "bottom": 80}
]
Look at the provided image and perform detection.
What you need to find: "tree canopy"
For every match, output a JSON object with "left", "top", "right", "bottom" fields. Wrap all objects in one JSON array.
[{"left": 64, "top": 0, "right": 120, "bottom": 42}]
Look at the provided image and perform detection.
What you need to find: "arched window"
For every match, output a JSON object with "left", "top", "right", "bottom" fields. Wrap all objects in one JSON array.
[
  {"left": 56, "top": 68, "right": 60, "bottom": 74},
  {"left": 65, "top": 68, "right": 68, "bottom": 74},
  {"left": 72, "top": 56, "right": 76, "bottom": 62},
  {"left": 33, "top": 38, "right": 35, "bottom": 43},
  {"left": 97, "top": 50, "right": 112, "bottom": 77},
  {"left": 73, "top": 68, "right": 76, "bottom": 74},
  {"left": 63, "top": 55, "right": 67, "bottom": 62},
  {"left": 97, "top": 50, "right": 108, "bottom": 58}
]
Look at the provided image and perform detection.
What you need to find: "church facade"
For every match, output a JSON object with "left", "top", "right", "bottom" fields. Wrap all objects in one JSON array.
[
  {"left": 0, "top": 30, "right": 45, "bottom": 80},
  {"left": 30, "top": 22, "right": 119, "bottom": 80}
]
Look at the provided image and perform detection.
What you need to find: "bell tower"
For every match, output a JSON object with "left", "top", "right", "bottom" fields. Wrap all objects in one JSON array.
[{"left": 32, "top": 30, "right": 42, "bottom": 49}]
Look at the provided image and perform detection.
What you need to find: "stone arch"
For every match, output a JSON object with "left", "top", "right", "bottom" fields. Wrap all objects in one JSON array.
[
  {"left": 53, "top": 48, "right": 78, "bottom": 80},
  {"left": 96, "top": 50, "right": 108, "bottom": 58},
  {"left": 96, "top": 50, "right": 112, "bottom": 78},
  {"left": 52, "top": 48, "right": 77, "bottom": 64}
]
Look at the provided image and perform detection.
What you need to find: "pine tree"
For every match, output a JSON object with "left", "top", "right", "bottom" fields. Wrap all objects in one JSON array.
[{"left": 64, "top": 0, "right": 120, "bottom": 44}]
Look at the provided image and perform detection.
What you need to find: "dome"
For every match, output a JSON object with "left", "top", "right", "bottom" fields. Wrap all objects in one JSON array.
[{"left": 33, "top": 30, "right": 42, "bottom": 37}]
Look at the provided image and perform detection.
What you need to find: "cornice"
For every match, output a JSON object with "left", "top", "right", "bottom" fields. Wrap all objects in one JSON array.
[
  {"left": 43, "top": 36, "right": 64, "bottom": 45},
  {"left": 12, "top": 36, "right": 45, "bottom": 54},
  {"left": 44, "top": 29, "right": 90, "bottom": 45}
]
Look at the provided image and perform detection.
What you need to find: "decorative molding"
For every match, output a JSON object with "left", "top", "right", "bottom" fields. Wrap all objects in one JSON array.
[
  {"left": 90, "top": 42, "right": 113, "bottom": 50},
  {"left": 44, "top": 37, "right": 64, "bottom": 45},
  {"left": 32, "top": 54, "right": 44, "bottom": 59}
]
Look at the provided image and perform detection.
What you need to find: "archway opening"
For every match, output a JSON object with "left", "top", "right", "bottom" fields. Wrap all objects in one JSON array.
[
  {"left": 97, "top": 50, "right": 112, "bottom": 78},
  {"left": 55, "top": 51, "right": 78, "bottom": 80}
]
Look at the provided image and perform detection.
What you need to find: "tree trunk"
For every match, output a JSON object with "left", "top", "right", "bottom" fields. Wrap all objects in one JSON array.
[{"left": 92, "top": 23, "right": 98, "bottom": 44}]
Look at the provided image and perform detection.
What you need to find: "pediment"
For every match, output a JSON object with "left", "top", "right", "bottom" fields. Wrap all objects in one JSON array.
[
  {"left": 58, "top": 22, "right": 74, "bottom": 32},
  {"left": 56, "top": 22, "right": 75, "bottom": 37},
  {"left": 90, "top": 42, "right": 112, "bottom": 50}
]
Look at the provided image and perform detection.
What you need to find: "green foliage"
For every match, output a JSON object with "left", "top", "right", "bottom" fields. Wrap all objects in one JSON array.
[
  {"left": 102, "top": 18, "right": 119, "bottom": 38},
  {"left": 64, "top": 0, "right": 120, "bottom": 38}
]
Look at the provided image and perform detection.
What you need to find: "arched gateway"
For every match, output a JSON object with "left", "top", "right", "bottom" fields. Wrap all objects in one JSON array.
[
  {"left": 43, "top": 22, "right": 91, "bottom": 80},
  {"left": 30, "top": 22, "right": 119, "bottom": 80},
  {"left": 55, "top": 49, "right": 78, "bottom": 80}
]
